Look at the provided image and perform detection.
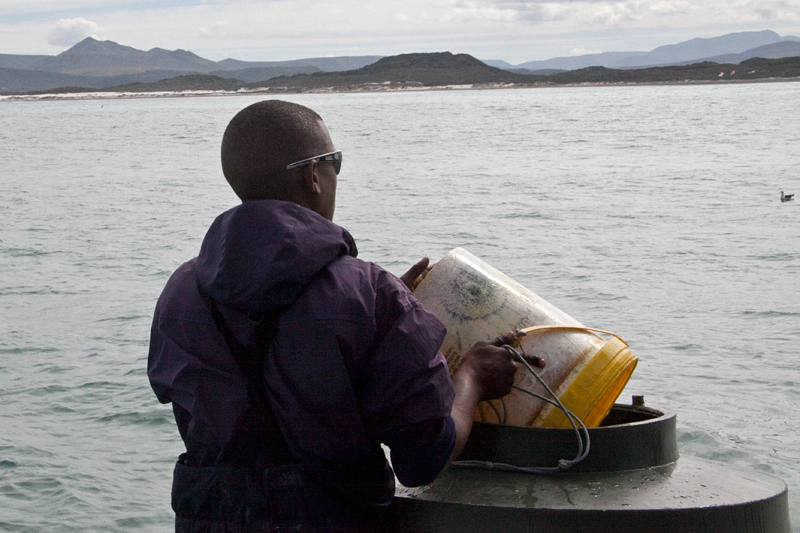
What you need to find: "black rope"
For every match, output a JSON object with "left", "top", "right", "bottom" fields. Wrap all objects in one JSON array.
[{"left": 452, "top": 343, "right": 590, "bottom": 474}]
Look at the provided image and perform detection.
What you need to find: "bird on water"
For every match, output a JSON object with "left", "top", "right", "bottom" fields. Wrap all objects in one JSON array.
[{"left": 781, "top": 191, "right": 794, "bottom": 202}]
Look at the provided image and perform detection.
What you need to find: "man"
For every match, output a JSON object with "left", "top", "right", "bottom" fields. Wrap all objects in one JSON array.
[{"left": 148, "top": 100, "right": 523, "bottom": 532}]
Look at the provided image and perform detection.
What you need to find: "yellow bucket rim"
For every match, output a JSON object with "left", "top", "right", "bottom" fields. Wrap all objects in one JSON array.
[{"left": 534, "top": 336, "right": 638, "bottom": 428}]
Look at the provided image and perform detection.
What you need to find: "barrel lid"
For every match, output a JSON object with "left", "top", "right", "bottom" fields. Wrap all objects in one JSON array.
[{"left": 459, "top": 403, "right": 678, "bottom": 472}]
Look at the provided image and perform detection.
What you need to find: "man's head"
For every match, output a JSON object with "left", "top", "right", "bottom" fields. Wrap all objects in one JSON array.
[{"left": 221, "top": 100, "right": 338, "bottom": 220}]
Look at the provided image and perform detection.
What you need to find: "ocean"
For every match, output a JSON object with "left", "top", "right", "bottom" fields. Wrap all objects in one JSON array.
[{"left": 1, "top": 82, "right": 799, "bottom": 531}]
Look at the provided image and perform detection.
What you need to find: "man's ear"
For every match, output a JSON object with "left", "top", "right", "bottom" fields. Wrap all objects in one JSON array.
[{"left": 302, "top": 160, "right": 322, "bottom": 195}]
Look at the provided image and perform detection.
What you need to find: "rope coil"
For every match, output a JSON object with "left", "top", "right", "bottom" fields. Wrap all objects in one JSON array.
[{"left": 451, "top": 343, "right": 591, "bottom": 474}]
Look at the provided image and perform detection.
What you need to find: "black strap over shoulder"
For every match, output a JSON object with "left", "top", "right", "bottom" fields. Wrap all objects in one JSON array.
[{"left": 196, "top": 282, "right": 294, "bottom": 468}]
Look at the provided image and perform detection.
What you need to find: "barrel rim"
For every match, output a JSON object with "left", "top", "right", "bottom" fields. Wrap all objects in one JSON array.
[{"left": 456, "top": 403, "right": 679, "bottom": 472}]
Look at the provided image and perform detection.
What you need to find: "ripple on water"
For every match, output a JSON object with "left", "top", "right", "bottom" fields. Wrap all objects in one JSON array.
[
  {"left": 0, "top": 521, "right": 27, "bottom": 532},
  {"left": 1, "top": 248, "right": 67, "bottom": 258},
  {"left": 0, "top": 347, "right": 59, "bottom": 355},
  {"left": 96, "top": 410, "right": 175, "bottom": 427},
  {"left": 667, "top": 343, "right": 704, "bottom": 351},
  {"left": 741, "top": 310, "right": 800, "bottom": 318}
]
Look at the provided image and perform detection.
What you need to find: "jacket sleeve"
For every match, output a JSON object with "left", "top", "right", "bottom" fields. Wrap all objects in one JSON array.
[
  {"left": 384, "top": 416, "right": 456, "bottom": 487},
  {"left": 357, "top": 269, "right": 456, "bottom": 486}
]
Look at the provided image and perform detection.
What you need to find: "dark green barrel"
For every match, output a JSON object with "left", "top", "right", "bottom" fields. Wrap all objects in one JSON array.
[{"left": 387, "top": 403, "right": 791, "bottom": 533}]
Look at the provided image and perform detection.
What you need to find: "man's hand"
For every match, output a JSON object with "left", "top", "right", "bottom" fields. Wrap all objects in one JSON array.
[
  {"left": 447, "top": 332, "right": 546, "bottom": 464},
  {"left": 400, "top": 257, "right": 431, "bottom": 291},
  {"left": 447, "top": 332, "right": 519, "bottom": 464},
  {"left": 458, "top": 332, "right": 520, "bottom": 401}
]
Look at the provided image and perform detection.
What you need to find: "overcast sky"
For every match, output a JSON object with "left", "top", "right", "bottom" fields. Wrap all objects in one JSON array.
[{"left": 1, "top": 0, "right": 799, "bottom": 64}]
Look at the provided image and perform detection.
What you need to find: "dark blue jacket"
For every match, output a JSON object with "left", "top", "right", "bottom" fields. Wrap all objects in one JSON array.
[{"left": 148, "top": 200, "right": 455, "bottom": 531}]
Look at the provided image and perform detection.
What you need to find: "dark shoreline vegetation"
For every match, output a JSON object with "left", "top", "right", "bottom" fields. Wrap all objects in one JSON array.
[{"left": 5, "top": 52, "right": 800, "bottom": 97}]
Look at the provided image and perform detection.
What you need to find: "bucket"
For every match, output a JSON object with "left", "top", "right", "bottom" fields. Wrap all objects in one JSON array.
[{"left": 413, "top": 248, "right": 638, "bottom": 428}]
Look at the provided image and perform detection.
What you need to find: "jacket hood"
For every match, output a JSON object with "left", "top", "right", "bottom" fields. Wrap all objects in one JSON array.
[{"left": 195, "top": 200, "right": 357, "bottom": 313}]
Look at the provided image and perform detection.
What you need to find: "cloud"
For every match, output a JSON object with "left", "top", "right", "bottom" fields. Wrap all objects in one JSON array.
[
  {"left": 47, "top": 17, "right": 100, "bottom": 46},
  {"left": 4, "top": 0, "right": 797, "bottom": 62},
  {"left": 514, "top": 4, "right": 572, "bottom": 23},
  {"left": 750, "top": 1, "right": 800, "bottom": 22},
  {"left": 649, "top": 0, "right": 692, "bottom": 16},
  {"left": 584, "top": 2, "right": 642, "bottom": 26},
  {"left": 448, "top": 1, "right": 647, "bottom": 26},
  {"left": 198, "top": 20, "right": 228, "bottom": 38},
  {"left": 570, "top": 47, "right": 602, "bottom": 55},
  {"left": 449, "top": 0, "right": 800, "bottom": 29}
]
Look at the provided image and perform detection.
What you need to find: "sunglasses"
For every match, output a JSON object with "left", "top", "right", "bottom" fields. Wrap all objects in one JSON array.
[{"left": 286, "top": 150, "right": 342, "bottom": 175}]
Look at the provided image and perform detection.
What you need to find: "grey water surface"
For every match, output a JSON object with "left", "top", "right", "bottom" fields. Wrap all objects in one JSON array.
[{"left": 1, "top": 83, "right": 799, "bottom": 531}]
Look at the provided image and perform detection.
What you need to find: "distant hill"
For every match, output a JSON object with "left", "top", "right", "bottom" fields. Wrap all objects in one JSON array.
[
  {"left": 0, "top": 38, "right": 382, "bottom": 93},
  {"left": 14, "top": 54, "right": 800, "bottom": 96},
  {"left": 509, "top": 68, "right": 564, "bottom": 76},
  {"left": 619, "top": 30, "right": 798, "bottom": 67},
  {"left": 0, "top": 66, "right": 236, "bottom": 93},
  {"left": 0, "top": 53, "right": 50, "bottom": 70},
  {"left": 217, "top": 56, "right": 382, "bottom": 72},
  {"left": 251, "top": 52, "right": 531, "bottom": 89},
  {"left": 0, "top": 65, "right": 322, "bottom": 93},
  {"left": 31, "top": 38, "right": 220, "bottom": 76},
  {"left": 15, "top": 52, "right": 528, "bottom": 94},
  {"left": 481, "top": 59, "right": 515, "bottom": 69},
  {"left": 0, "top": 67, "right": 99, "bottom": 93},
  {"left": 107, "top": 74, "right": 245, "bottom": 93},
  {"left": 543, "top": 56, "right": 800, "bottom": 84},
  {"left": 513, "top": 52, "right": 648, "bottom": 71},
  {"left": 2, "top": 32, "right": 800, "bottom": 95},
  {"left": 258, "top": 55, "right": 800, "bottom": 89},
  {"left": 509, "top": 30, "right": 800, "bottom": 71},
  {"left": 209, "top": 66, "right": 320, "bottom": 83},
  {"left": 670, "top": 41, "right": 800, "bottom": 66}
]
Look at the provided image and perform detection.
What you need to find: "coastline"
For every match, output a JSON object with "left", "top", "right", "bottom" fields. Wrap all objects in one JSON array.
[{"left": 2, "top": 76, "right": 798, "bottom": 102}]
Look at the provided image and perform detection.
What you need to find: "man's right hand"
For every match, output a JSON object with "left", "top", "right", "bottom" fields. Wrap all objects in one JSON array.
[
  {"left": 458, "top": 331, "right": 519, "bottom": 402},
  {"left": 447, "top": 331, "right": 533, "bottom": 464}
]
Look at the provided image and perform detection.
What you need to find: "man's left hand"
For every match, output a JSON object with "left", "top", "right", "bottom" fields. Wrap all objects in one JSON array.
[{"left": 400, "top": 257, "right": 431, "bottom": 291}]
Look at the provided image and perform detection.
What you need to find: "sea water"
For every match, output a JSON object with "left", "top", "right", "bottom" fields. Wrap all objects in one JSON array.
[{"left": 1, "top": 82, "right": 799, "bottom": 531}]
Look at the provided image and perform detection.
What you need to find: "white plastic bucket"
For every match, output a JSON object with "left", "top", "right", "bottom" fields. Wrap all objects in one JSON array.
[{"left": 413, "top": 247, "right": 638, "bottom": 428}]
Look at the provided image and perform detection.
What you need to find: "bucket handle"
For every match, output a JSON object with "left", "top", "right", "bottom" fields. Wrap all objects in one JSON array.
[{"left": 517, "top": 325, "right": 628, "bottom": 347}]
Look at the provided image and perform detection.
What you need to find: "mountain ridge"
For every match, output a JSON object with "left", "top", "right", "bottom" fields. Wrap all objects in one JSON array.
[
  {"left": 217, "top": 56, "right": 383, "bottom": 72},
  {"left": 250, "top": 53, "right": 800, "bottom": 91},
  {"left": 2, "top": 31, "right": 800, "bottom": 94},
  {"left": 11, "top": 54, "right": 800, "bottom": 96},
  {"left": 509, "top": 30, "right": 800, "bottom": 71},
  {"left": 253, "top": 52, "right": 528, "bottom": 88},
  {"left": 620, "top": 29, "right": 789, "bottom": 66},
  {"left": 668, "top": 41, "right": 800, "bottom": 66}
]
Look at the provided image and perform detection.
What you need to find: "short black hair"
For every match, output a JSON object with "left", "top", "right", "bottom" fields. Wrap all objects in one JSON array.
[{"left": 221, "top": 100, "right": 325, "bottom": 201}]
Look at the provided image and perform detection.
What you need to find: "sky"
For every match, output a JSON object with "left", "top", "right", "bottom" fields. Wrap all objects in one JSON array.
[{"left": 1, "top": 0, "right": 799, "bottom": 65}]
